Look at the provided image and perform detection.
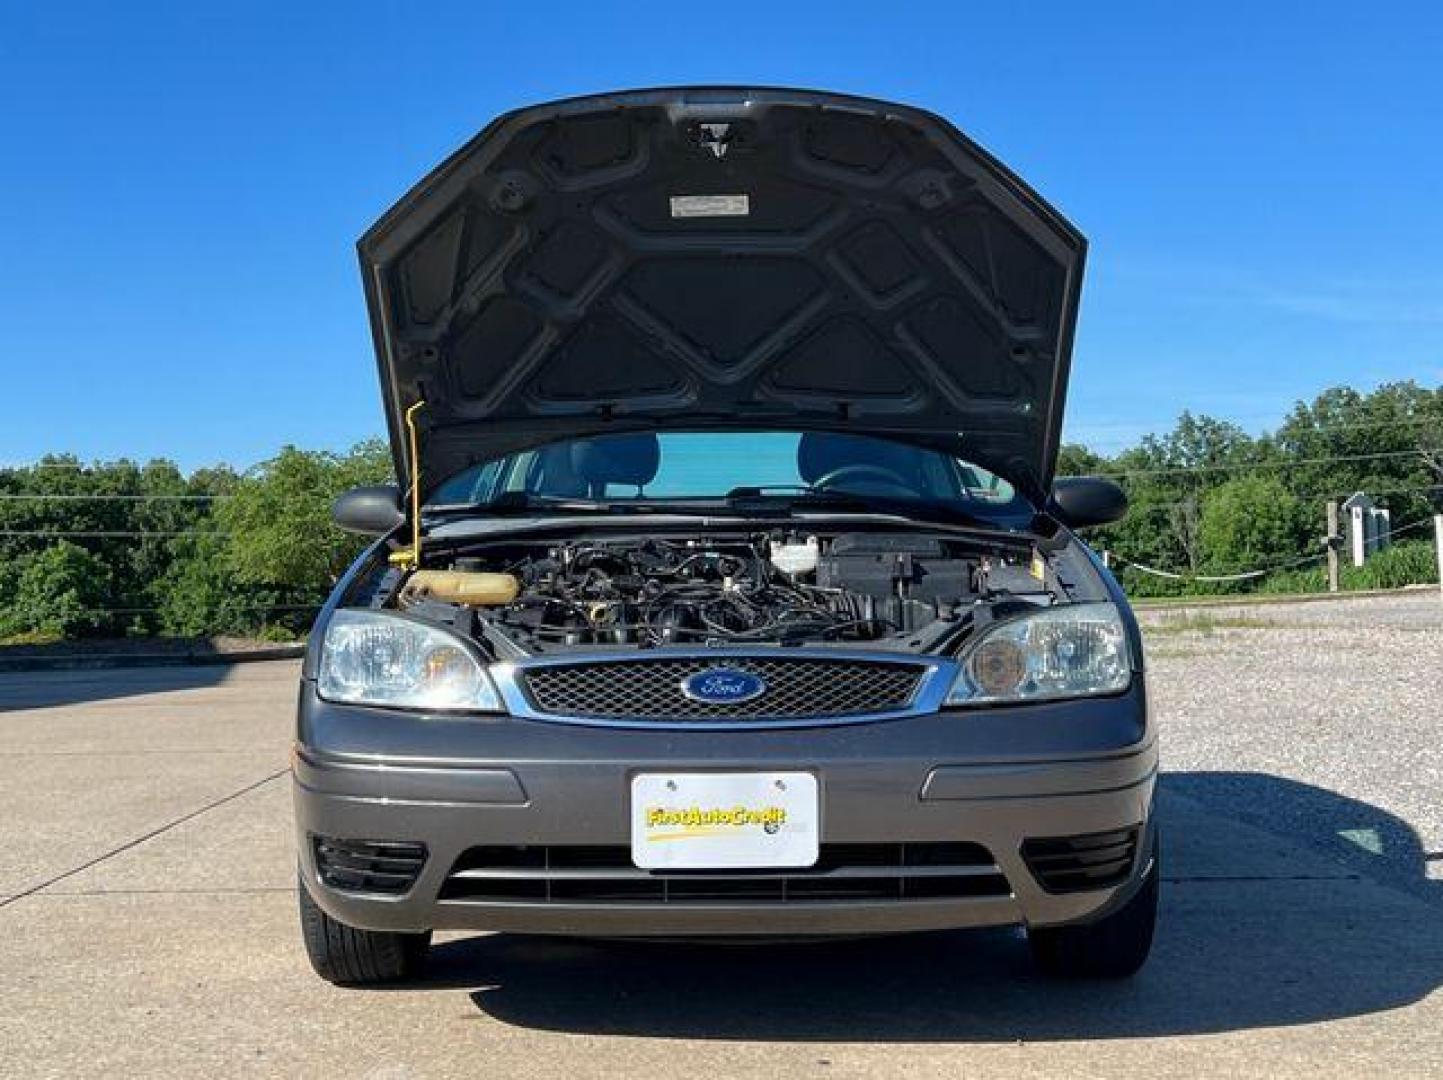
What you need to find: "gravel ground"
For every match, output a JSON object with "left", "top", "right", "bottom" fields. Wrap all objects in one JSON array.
[
  {"left": 1140, "top": 587, "right": 1443, "bottom": 630},
  {"left": 1142, "top": 591, "right": 1443, "bottom": 896},
  {"left": 3, "top": 594, "right": 1442, "bottom": 1076}
]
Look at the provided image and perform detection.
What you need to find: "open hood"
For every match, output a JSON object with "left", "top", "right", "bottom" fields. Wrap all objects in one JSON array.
[{"left": 360, "top": 88, "right": 1086, "bottom": 503}]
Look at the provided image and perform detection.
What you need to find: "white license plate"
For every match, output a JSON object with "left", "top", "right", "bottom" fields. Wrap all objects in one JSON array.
[{"left": 630, "top": 772, "right": 819, "bottom": 870}]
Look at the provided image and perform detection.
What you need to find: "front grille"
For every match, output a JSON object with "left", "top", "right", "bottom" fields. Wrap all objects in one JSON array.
[
  {"left": 439, "top": 843, "right": 1009, "bottom": 904},
  {"left": 313, "top": 836, "right": 427, "bottom": 895},
  {"left": 1022, "top": 827, "right": 1140, "bottom": 894},
  {"left": 517, "top": 657, "right": 927, "bottom": 722}
]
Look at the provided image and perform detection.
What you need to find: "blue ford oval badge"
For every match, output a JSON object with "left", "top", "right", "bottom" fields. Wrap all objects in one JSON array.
[{"left": 681, "top": 668, "right": 767, "bottom": 705}]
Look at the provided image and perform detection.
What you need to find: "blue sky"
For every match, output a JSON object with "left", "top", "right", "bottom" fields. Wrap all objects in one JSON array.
[{"left": 2, "top": 1, "right": 1439, "bottom": 470}]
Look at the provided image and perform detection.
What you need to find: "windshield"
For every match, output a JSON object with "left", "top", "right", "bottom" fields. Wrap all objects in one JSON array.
[{"left": 426, "top": 432, "right": 1027, "bottom": 519}]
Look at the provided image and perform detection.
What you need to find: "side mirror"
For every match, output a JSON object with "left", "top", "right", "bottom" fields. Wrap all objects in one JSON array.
[
  {"left": 1049, "top": 476, "right": 1128, "bottom": 529},
  {"left": 332, "top": 484, "right": 405, "bottom": 536}
]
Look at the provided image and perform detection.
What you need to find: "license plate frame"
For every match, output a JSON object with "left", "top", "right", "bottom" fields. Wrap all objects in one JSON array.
[{"left": 630, "top": 771, "right": 819, "bottom": 870}]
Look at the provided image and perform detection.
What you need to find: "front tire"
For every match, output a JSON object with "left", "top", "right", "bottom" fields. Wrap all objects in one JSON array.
[
  {"left": 298, "top": 878, "right": 431, "bottom": 986},
  {"left": 1028, "top": 835, "right": 1159, "bottom": 979}
]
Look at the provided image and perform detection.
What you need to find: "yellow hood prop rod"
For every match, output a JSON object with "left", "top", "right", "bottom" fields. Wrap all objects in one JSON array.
[{"left": 388, "top": 400, "right": 426, "bottom": 568}]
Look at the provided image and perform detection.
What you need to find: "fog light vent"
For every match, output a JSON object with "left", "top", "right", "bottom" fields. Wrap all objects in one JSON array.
[
  {"left": 1021, "top": 827, "right": 1139, "bottom": 894},
  {"left": 312, "top": 836, "right": 427, "bottom": 895}
]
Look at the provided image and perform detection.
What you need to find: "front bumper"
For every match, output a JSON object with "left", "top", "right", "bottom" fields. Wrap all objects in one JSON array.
[{"left": 293, "top": 680, "right": 1156, "bottom": 936}]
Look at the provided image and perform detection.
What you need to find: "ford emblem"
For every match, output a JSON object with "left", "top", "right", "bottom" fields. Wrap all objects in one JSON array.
[{"left": 680, "top": 668, "right": 767, "bottom": 705}]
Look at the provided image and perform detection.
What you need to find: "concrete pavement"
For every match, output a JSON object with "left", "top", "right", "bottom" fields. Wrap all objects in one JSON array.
[{"left": 2, "top": 611, "right": 1440, "bottom": 1078}]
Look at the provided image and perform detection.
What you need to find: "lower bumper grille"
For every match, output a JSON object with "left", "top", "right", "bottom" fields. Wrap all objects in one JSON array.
[
  {"left": 313, "top": 836, "right": 427, "bottom": 895},
  {"left": 439, "top": 843, "right": 1009, "bottom": 904},
  {"left": 1021, "top": 827, "right": 1140, "bottom": 894}
]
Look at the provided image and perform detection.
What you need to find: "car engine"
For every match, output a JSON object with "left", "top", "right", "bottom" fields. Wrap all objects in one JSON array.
[{"left": 381, "top": 531, "right": 1055, "bottom": 657}]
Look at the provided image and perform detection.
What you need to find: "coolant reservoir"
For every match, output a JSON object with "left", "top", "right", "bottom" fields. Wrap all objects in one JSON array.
[
  {"left": 769, "top": 535, "right": 820, "bottom": 577},
  {"left": 400, "top": 570, "right": 520, "bottom": 606}
]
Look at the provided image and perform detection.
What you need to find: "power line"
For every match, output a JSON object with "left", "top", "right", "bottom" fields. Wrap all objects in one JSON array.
[
  {"left": 0, "top": 530, "right": 229, "bottom": 538},
  {"left": 1305, "top": 483, "right": 1440, "bottom": 500},
  {"left": 0, "top": 462, "right": 115, "bottom": 470},
  {"left": 1270, "top": 416, "right": 1443, "bottom": 438},
  {"left": 1377, "top": 515, "right": 1438, "bottom": 542},
  {"left": 1122, "top": 483, "right": 1441, "bottom": 514},
  {"left": 1111, "top": 515, "right": 1438, "bottom": 583},
  {"left": 0, "top": 493, "right": 233, "bottom": 502},
  {"left": 0, "top": 458, "right": 255, "bottom": 469},
  {"left": 1118, "top": 548, "right": 1327, "bottom": 583},
  {"left": 1069, "top": 412, "right": 1443, "bottom": 448},
  {"left": 1096, "top": 447, "right": 1443, "bottom": 480}
]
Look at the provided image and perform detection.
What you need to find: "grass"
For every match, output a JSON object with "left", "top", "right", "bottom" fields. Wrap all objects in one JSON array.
[
  {"left": 0, "top": 629, "right": 64, "bottom": 647},
  {"left": 1142, "top": 612, "right": 1284, "bottom": 635},
  {"left": 1126, "top": 539, "right": 1439, "bottom": 602}
]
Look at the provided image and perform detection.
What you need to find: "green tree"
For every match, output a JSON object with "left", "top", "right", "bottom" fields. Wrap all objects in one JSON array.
[
  {"left": 217, "top": 440, "right": 392, "bottom": 589},
  {"left": 1274, "top": 381, "right": 1443, "bottom": 535},
  {"left": 1056, "top": 443, "right": 1109, "bottom": 477},
  {"left": 0, "top": 541, "right": 112, "bottom": 639},
  {"left": 1088, "top": 412, "right": 1269, "bottom": 594},
  {"left": 1198, "top": 476, "right": 1311, "bottom": 577}
]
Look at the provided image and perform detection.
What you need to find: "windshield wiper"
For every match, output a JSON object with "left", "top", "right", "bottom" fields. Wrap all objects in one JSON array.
[
  {"left": 723, "top": 487, "right": 1010, "bottom": 532},
  {"left": 428, "top": 492, "right": 740, "bottom": 518},
  {"left": 426, "top": 492, "right": 617, "bottom": 516}
]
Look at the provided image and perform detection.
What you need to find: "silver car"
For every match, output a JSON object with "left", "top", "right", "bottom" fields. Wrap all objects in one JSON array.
[{"left": 294, "top": 87, "right": 1157, "bottom": 986}]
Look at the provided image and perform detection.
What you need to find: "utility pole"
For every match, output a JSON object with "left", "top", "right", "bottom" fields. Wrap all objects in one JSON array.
[
  {"left": 1326, "top": 500, "right": 1341, "bottom": 594},
  {"left": 1434, "top": 515, "right": 1443, "bottom": 602}
]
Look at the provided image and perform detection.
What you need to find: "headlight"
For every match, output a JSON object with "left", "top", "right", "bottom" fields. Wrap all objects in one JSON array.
[
  {"left": 317, "top": 609, "right": 503, "bottom": 711},
  {"left": 946, "top": 602, "right": 1131, "bottom": 706}
]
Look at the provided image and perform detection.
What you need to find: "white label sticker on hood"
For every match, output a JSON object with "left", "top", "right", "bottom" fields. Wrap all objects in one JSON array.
[{"left": 670, "top": 194, "right": 750, "bottom": 218}]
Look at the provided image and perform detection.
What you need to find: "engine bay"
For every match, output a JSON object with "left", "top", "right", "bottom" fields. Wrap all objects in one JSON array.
[{"left": 375, "top": 529, "right": 1064, "bottom": 659}]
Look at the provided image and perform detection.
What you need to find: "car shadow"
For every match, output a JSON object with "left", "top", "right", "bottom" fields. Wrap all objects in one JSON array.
[
  {"left": 0, "top": 655, "right": 240, "bottom": 711},
  {"left": 404, "top": 771, "right": 1441, "bottom": 1042}
]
